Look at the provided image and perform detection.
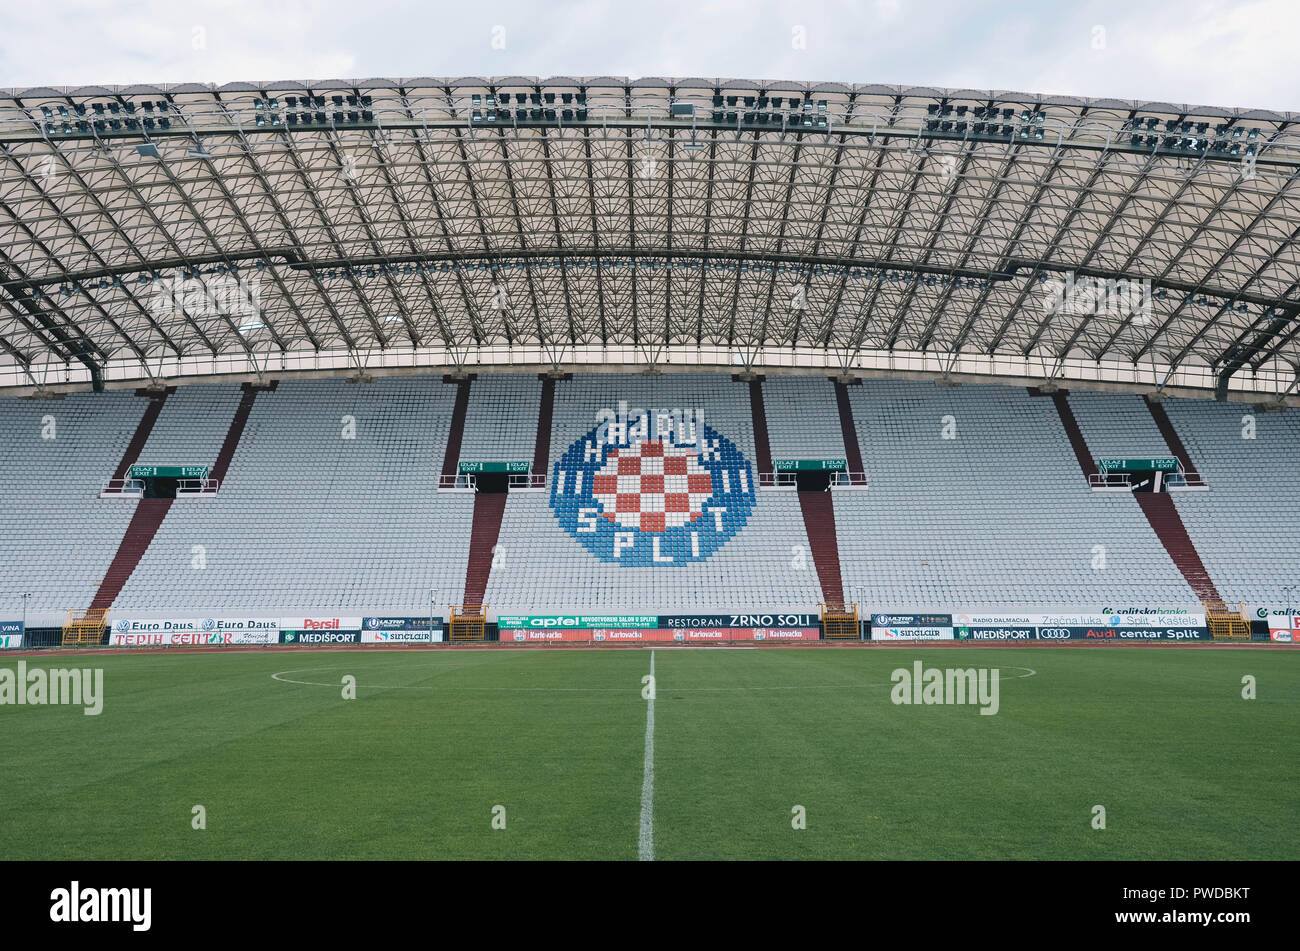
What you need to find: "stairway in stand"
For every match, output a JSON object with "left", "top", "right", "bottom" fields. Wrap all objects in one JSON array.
[
  {"left": 211, "top": 381, "right": 274, "bottom": 484},
  {"left": 532, "top": 375, "right": 557, "bottom": 479},
  {"left": 746, "top": 377, "right": 774, "bottom": 474},
  {"left": 1133, "top": 492, "right": 1220, "bottom": 601},
  {"left": 833, "top": 380, "right": 867, "bottom": 484},
  {"left": 1035, "top": 386, "right": 1221, "bottom": 604},
  {"left": 1143, "top": 396, "right": 1204, "bottom": 483},
  {"left": 109, "top": 388, "right": 172, "bottom": 483},
  {"left": 1045, "top": 389, "right": 1100, "bottom": 480},
  {"left": 796, "top": 489, "right": 845, "bottom": 605},
  {"left": 440, "top": 375, "right": 473, "bottom": 483},
  {"left": 65, "top": 389, "right": 174, "bottom": 643},
  {"left": 87, "top": 499, "right": 175, "bottom": 613},
  {"left": 70, "top": 380, "right": 272, "bottom": 642},
  {"left": 462, "top": 492, "right": 508, "bottom": 611}
]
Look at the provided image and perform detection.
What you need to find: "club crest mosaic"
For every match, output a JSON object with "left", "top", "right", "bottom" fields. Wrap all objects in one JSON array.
[{"left": 550, "top": 410, "right": 756, "bottom": 564}]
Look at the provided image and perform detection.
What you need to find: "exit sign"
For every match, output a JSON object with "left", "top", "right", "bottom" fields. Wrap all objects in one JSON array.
[{"left": 129, "top": 465, "right": 210, "bottom": 478}]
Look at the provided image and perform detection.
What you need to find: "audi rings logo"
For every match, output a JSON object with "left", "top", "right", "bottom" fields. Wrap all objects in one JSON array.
[{"left": 1037, "top": 628, "right": 1073, "bottom": 639}]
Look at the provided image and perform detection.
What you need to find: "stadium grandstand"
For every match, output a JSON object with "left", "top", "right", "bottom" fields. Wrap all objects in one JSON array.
[{"left": 0, "top": 77, "right": 1298, "bottom": 646}]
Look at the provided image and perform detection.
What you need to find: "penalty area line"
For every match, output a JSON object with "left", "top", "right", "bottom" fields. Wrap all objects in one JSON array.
[{"left": 638, "top": 649, "right": 655, "bottom": 861}]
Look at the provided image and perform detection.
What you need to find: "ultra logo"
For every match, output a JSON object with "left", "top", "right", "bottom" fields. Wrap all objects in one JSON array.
[{"left": 550, "top": 411, "right": 755, "bottom": 564}]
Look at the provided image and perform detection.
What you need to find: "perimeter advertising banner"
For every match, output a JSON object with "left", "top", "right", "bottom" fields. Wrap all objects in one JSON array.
[
  {"left": 660, "top": 613, "right": 818, "bottom": 629},
  {"left": 0, "top": 620, "right": 23, "bottom": 649},
  {"left": 108, "top": 616, "right": 376, "bottom": 646},
  {"left": 950, "top": 608, "right": 1210, "bottom": 641},
  {"left": 952, "top": 626, "right": 1037, "bottom": 641},
  {"left": 501, "top": 625, "right": 674, "bottom": 643},
  {"left": 952, "top": 626, "right": 1210, "bottom": 642},
  {"left": 660, "top": 614, "right": 820, "bottom": 642},
  {"left": 360, "top": 631, "right": 440, "bottom": 644},
  {"left": 497, "top": 615, "right": 660, "bottom": 630},
  {"left": 280, "top": 630, "right": 361, "bottom": 645},
  {"left": 108, "top": 630, "right": 280, "bottom": 646},
  {"left": 360, "top": 617, "right": 443, "bottom": 644},
  {"left": 103, "top": 615, "right": 422, "bottom": 647},
  {"left": 1247, "top": 606, "right": 1299, "bottom": 640},
  {"left": 497, "top": 614, "right": 820, "bottom": 642},
  {"left": 870, "top": 614, "right": 954, "bottom": 640},
  {"left": 1063, "top": 627, "right": 1210, "bottom": 641},
  {"left": 1249, "top": 607, "right": 1300, "bottom": 642},
  {"left": 952, "top": 608, "right": 1208, "bottom": 627},
  {"left": 502, "top": 628, "right": 821, "bottom": 643},
  {"left": 110, "top": 617, "right": 282, "bottom": 633},
  {"left": 279, "top": 616, "right": 362, "bottom": 632},
  {"left": 111, "top": 617, "right": 207, "bottom": 635},
  {"left": 278, "top": 616, "right": 364, "bottom": 644},
  {"left": 107, "top": 617, "right": 281, "bottom": 646}
]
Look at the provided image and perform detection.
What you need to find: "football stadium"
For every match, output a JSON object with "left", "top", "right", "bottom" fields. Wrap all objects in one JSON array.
[{"left": 0, "top": 74, "right": 1297, "bottom": 872}]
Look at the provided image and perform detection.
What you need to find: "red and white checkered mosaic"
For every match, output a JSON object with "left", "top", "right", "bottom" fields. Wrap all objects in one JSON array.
[{"left": 590, "top": 438, "right": 713, "bottom": 532}]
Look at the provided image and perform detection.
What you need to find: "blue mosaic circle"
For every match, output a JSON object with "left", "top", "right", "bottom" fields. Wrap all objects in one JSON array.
[{"left": 550, "top": 413, "right": 756, "bottom": 565}]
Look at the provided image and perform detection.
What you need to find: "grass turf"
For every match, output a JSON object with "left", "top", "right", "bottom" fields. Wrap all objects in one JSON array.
[{"left": 0, "top": 646, "right": 1296, "bottom": 860}]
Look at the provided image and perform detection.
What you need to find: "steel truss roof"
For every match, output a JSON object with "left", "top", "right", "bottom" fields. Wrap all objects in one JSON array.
[{"left": 0, "top": 77, "right": 1297, "bottom": 399}]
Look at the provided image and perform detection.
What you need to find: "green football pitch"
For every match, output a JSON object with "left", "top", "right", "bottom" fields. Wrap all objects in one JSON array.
[{"left": 1, "top": 646, "right": 1296, "bottom": 860}]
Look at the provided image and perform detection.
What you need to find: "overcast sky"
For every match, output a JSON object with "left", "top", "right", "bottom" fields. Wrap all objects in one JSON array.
[{"left": 0, "top": 0, "right": 1296, "bottom": 111}]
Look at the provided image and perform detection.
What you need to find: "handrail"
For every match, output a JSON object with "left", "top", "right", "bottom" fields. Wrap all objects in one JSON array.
[
  {"left": 760, "top": 470, "right": 866, "bottom": 488},
  {"left": 509, "top": 472, "right": 547, "bottom": 489},
  {"left": 439, "top": 473, "right": 477, "bottom": 490},
  {"left": 1090, "top": 469, "right": 1208, "bottom": 491},
  {"left": 1088, "top": 471, "right": 1131, "bottom": 488},
  {"left": 101, "top": 477, "right": 144, "bottom": 497},
  {"left": 176, "top": 477, "right": 220, "bottom": 495}
]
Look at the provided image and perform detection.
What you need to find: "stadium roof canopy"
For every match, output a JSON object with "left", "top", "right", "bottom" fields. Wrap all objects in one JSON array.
[{"left": 0, "top": 77, "right": 1298, "bottom": 400}]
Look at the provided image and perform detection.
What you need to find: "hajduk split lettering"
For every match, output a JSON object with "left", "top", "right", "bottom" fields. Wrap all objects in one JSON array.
[{"left": 550, "top": 407, "right": 755, "bottom": 564}]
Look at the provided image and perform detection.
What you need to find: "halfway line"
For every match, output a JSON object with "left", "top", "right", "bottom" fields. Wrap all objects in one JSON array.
[{"left": 638, "top": 649, "right": 656, "bottom": 861}]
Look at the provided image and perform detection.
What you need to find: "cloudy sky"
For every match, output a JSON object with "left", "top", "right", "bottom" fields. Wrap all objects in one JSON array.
[{"left": 0, "top": 0, "right": 1296, "bottom": 110}]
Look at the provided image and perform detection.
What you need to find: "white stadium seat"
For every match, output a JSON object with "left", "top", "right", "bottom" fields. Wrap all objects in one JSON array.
[{"left": 834, "top": 381, "right": 1195, "bottom": 609}]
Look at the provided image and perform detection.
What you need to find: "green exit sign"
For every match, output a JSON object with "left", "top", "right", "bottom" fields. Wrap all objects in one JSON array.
[
  {"left": 458, "top": 460, "right": 531, "bottom": 473},
  {"left": 129, "top": 465, "right": 210, "bottom": 478},
  {"left": 774, "top": 459, "right": 847, "bottom": 472},
  {"left": 1097, "top": 458, "right": 1179, "bottom": 473}
]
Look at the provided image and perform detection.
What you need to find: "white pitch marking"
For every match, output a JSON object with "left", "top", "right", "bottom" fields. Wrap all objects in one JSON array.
[
  {"left": 271, "top": 662, "right": 1034, "bottom": 692},
  {"left": 270, "top": 664, "right": 469, "bottom": 688},
  {"left": 638, "top": 649, "right": 656, "bottom": 862}
]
